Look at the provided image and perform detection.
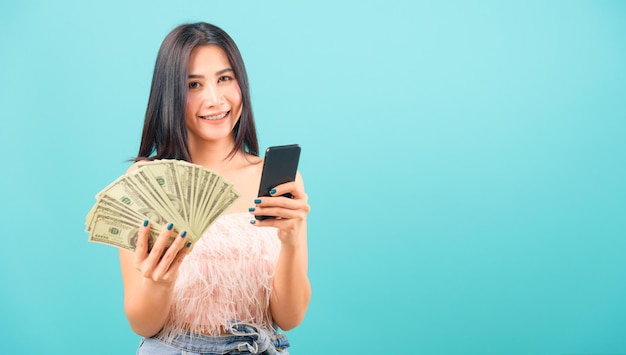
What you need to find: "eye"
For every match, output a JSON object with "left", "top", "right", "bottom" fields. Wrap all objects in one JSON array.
[
  {"left": 218, "top": 75, "right": 234, "bottom": 83},
  {"left": 188, "top": 81, "right": 201, "bottom": 89}
]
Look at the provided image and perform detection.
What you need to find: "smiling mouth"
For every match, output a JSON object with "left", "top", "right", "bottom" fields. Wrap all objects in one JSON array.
[{"left": 200, "top": 111, "right": 229, "bottom": 121}]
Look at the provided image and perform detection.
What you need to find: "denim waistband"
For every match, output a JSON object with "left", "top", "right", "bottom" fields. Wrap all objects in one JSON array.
[{"left": 150, "top": 321, "right": 290, "bottom": 354}]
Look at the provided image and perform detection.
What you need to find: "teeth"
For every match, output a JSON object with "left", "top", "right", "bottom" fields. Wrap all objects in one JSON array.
[{"left": 201, "top": 112, "right": 227, "bottom": 120}]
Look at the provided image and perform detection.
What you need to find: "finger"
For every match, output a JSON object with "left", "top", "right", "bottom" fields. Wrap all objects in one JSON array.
[
  {"left": 255, "top": 194, "right": 310, "bottom": 211},
  {"left": 144, "top": 222, "right": 175, "bottom": 268},
  {"left": 135, "top": 220, "right": 150, "bottom": 262},
  {"left": 268, "top": 181, "right": 299, "bottom": 199},
  {"left": 251, "top": 198, "right": 293, "bottom": 220},
  {"left": 252, "top": 206, "right": 301, "bottom": 220},
  {"left": 162, "top": 240, "right": 193, "bottom": 281},
  {"left": 151, "top": 230, "right": 188, "bottom": 281},
  {"left": 250, "top": 201, "right": 310, "bottom": 226},
  {"left": 250, "top": 213, "right": 301, "bottom": 231}
]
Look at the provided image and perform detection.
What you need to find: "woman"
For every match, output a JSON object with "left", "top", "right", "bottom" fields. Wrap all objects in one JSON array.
[{"left": 119, "top": 22, "right": 311, "bottom": 354}]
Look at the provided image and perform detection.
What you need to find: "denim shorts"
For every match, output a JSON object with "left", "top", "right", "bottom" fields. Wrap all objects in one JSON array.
[{"left": 136, "top": 321, "right": 290, "bottom": 355}]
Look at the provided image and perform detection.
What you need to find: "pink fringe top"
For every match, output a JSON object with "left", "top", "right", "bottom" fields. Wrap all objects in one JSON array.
[{"left": 158, "top": 212, "right": 281, "bottom": 341}]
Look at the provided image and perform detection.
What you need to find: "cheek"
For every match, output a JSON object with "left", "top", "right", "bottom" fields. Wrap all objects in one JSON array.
[
  {"left": 186, "top": 95, "right": 195, "bottom": 108},
  {"left": 185, "top": 95, "right": 199, "bottom": 117},
  {"left": 230, "top": 87, "right": 243, "bottom": 119},
  {"left": 229, "top": 85, "right": 243, "bottom": 111}
]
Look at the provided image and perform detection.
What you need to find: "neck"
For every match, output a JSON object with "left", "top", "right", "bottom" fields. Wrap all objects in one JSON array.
[{"left": 188, "top": 137, "right": 241, "bottom": 171}]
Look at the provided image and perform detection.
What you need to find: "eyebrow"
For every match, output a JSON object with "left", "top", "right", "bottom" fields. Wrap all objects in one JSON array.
[{"left": 188, "top": 68, "right": 234, "bottom": 79}]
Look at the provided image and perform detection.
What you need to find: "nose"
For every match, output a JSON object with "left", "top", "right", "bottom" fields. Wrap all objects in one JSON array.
[{"left": 202, "top": 84, "right": 222, "bottom": 107}]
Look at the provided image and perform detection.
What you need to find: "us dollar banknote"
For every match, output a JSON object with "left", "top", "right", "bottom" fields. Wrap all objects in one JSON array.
[{"left": 86, "top": 160, "right": 239, "bottom": 251}]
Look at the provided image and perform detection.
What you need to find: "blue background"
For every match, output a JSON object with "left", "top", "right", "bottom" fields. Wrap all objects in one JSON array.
[{"left": 1, "top": 1, "right": 625, "bottom": 354}]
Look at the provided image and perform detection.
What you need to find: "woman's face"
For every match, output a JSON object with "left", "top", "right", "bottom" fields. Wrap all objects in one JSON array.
[{"left": 185, "top": 45, "right": 243, "bottom": 147}]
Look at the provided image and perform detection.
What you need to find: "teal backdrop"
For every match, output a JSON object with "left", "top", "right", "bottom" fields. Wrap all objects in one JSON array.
[{"left": 1, "top": 1, "right": 625, "bottom": 354}]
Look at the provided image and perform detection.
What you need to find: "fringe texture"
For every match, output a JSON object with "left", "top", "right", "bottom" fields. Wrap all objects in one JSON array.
[{"left": 158, "top": 212, "right": 281, "bottom": 342}]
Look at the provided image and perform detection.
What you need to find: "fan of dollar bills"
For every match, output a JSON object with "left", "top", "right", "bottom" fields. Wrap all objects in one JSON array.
[{"left": 85, "top": 159, "right": 240, "bottom": 252}]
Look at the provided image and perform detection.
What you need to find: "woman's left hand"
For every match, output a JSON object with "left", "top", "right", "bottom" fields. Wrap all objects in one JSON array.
[{"left": 250, "top": 177, "right": 310, "bottom": 245}]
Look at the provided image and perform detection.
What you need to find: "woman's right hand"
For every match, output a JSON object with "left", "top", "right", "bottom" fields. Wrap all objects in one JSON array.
[{"left": 134, "top": 221, "right": 192, "bottom": 285}]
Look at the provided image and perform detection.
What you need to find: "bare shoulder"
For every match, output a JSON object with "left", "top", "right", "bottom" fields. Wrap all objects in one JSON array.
[
  {"left": 220, "top": 153, "right": 263, "bottom": 213},
  {"left": 125, "top": 158, "right": 158, "bottom": 175},
  {"left": 244, "top": 152, "right": 263, "bottom": 166},
  {"left": 125, "top": 163, "right": 140, "bottom": 174},
  {"left": 239, "top": 153, "right": 263, "bottom": 178}
]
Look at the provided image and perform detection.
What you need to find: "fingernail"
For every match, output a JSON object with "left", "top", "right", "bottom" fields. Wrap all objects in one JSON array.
[
  {"left": 248, "top": 207, "right": 255, "bottom": 212},
  {"left": 167, "top": 223, "right": 174, "bottom": 231},
  {"left": 143, "top": 220, "right": 148, "bottom": 227},
  {"left": 250, "top": 220, "right": 256, "bottom": 225},
  {"left": 186, "top": 242, "right": 192, "bottom": 248},
  {"left": 180, "top": 231, "right": 187, "bottom": 238},
  {"left": 269, "top": 189, "right": 277, "bottom": 195},
  {"left": 254, "top": 199, "right": 262, "bottom": 204}
]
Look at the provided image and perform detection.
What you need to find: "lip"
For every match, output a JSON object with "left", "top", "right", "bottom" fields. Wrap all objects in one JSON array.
[{"left": 198, "top": 111, "right": 229, "bottom": 124}]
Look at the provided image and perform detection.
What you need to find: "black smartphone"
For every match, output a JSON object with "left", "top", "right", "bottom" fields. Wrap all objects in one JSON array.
[{"left": 256, "top": 144, "right": 301, "bottom": 220}]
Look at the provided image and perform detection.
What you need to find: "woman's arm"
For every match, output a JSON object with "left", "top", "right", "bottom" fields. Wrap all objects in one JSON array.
[
  {"left": 251, "top": 173, "right": 312, "bottom": 330},
  {"left": 119, "top": 216, "right": 192, "bottom": 336},
  {"left": 270, "top": 220, "right": 311, "bottom": 330}
]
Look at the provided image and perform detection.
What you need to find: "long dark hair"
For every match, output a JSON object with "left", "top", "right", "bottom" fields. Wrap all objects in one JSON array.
[{"left": 135, "top": 22, "right": 259, "bottom": 162}]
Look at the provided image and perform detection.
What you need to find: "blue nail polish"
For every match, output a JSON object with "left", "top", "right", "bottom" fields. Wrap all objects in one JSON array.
[
  {"left": 167, "top": 223, "right": 174, "bottom": 231},
  {"left": 269, "top": 189, "right": 277, "bottom": 195},
  {"left": 143, "top": 220, "right": 148, "bottom": 227},
  {"left": 254, "top": 199, "right": 262, "bottom": 204},
  {"left": 248, "top": 207, "right": 255, "bottom": 212},
  {"left": 250, "top": 220, "right": 256, "bottom": 225},
  {"left": 180, "top": 231, "right": 187, "bottom": 238},
  {"left": 186, "top": 242, "right": 192, "bottom": 248}
]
